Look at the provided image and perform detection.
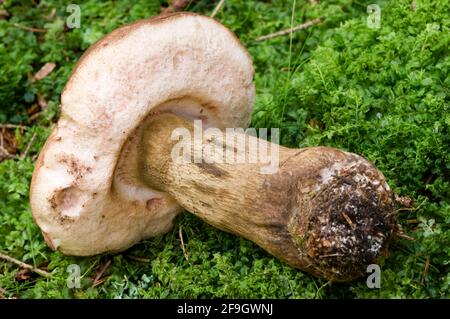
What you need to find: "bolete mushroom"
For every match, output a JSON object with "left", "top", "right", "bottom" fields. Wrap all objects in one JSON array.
[{"left": 30, "top": 12, "right": 397, "bottom": 281}]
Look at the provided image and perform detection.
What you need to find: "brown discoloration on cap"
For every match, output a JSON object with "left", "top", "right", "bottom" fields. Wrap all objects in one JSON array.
[{"left": 59, "top": 155, "right": 92, "bottom": 180}]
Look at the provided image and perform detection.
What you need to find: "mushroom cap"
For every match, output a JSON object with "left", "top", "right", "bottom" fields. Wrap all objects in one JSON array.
[{"left": 30, "top": 13, "right": 255, "bottom": 256}]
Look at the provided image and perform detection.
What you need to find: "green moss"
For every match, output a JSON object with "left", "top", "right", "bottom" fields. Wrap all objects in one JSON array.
[{"left": 0, "top": 0, "right": 449, "bottom": 298}]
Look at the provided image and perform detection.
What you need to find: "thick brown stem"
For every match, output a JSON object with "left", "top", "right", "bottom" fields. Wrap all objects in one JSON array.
[{"left": 140, "top": 113, "right": 397, "bottom": 281}]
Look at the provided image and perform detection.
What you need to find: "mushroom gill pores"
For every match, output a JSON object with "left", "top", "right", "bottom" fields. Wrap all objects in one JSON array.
[{"left": 30, "top": 12, "right": 397, "bottom": 282}]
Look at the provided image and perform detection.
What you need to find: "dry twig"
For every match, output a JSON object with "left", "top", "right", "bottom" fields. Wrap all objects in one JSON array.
[
  {"left": 33, "top": 62, "right": 56, "bottom": 82},
  {"left": 0, "top": 124, "right": 28, "bottom": 130},
  {"left": 211, "top": 0, "right": 225, "bottom": 18},
  {"left": 255, "top": 17, "right": 322, "bottom": 42},
  {"left": 126, "top": 255, "right": 150, "bottom": 263},
  {"left": 397, "top": 233, "right": 415, "bottom": 241},
  {"left": 13, "top": 23, "right": 46, "bottom": 33},
  {"left": 20, "top": 132, "right": 37, "bottom": 160},
  {"left": 28, "top": 112, "right": 42, "bottom": 122},
  {"left": 341, "top": 211, "right": 356, "bottom": 230},
  {"left": 179, "top": 226, "right": 189, "bottom": 262},
  {"left": 0, "top": 252, "right": 51, "bottom": 278},
  {"left": 93, "top": 259, "right": 111, "bottom": 287},
  {"left": 421, "top": 256, "right": 430, "bottom": 286},
  {"left": 47, "top": 8, "right": 57, "bottom": 20},
  {"left": 0, "top": 146, "right": 14, "bottom": 160}
]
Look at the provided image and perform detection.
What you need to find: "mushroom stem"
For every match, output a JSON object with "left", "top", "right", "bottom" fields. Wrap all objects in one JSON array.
[{"left": 140, "top": 113, "right": 397, "bottom": 281}]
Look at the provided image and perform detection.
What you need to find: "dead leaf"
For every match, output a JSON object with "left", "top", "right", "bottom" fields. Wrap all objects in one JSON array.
[
  {"left": 0, "top": 129, "right": 19, "bottom": 162},
  {"left": 162, "top": 0, "right": 194, "bottom": 13},
  {"left": 33, "top": 62, "right": 56, "bottom": 81},
  {"left": 15, "top": 268, "right": 33, "bottom": 282},
  {"left": 27, "top": 103, "right": 40, "bottom": 116}
]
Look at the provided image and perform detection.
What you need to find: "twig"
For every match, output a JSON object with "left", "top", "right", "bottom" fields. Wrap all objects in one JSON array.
[
  {"left": 314, "top": 280, "right": 331, "bottom": 299},
  {"left": 13, "top": 23, "right": 46, "bottom": 33},
  {"left": 421, "top": 256, "right": 430, "bottom": 286},
  {"left": 396, "top": 207, "right": 420, "bottom": 213},
  {"left": 0, "top": 124, "right": 28, "bottom": 130},
  {"left": 179, "top": 226, "right": 189, "bottom": 262},
  {"left": 32, "top": 62, "right": 56, "bottom": 82},
  {"left": 20, "top": 132, "right": 37, "bottom": 160},
  {"left": 211, "top": 0, "right": 225, "bottom": 18},
  {"left": 28, "top": 112, "right": 42, "bottom": 122},
  {"left": 92, "top": 277, "right": 108, "bottom": 287},
  {"left": 319, "top": 253, "right": 343, "bottom": 258},
  {"left": 0, "top": 146, "right": 14, "bottom": 160},
  {"left": 46, "top": 8, "right": 56, "bottom": 21},
  {"left": 397, "top": 233, "right": 415, "bottom": 241},
  {"left": 126, "top": 255, "right": 150, "bottom": 263},
  {"left": 255, "top": 17, "right": 322, "bottom": 42},
  {"left": 0, "top": 252, "right": 51, "bottom": 278},
  {"left": 406, "top": 219, "right": 420, "bottom": 232},
  {"left": 341, "top": 211, "right": 356, "bottom": 230},
  {"left": 394, "top": 223, "right": 416, "bottom": 241},
  {"left": 395, "top": 198, "right": 426, "bottom": 213},
  {"left": 93, "top": 259, "right": 111, "bottom": 286}
]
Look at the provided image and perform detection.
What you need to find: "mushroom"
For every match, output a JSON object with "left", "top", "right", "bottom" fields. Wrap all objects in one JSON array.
[{"left": 30, "top": 12, "right": 397, "bottom": 281}]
